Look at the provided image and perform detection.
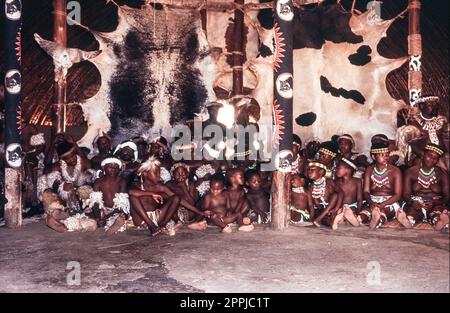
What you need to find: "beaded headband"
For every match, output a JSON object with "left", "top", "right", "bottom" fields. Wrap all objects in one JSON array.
[
  {"left": 411, "top": 96, "right": 439, "bottom": 107},
  {"left": 425, "top": 144, "right": 444, "bottom": 156},
  {"left": 370, "top": 147, "right": 389, "bottom": 154},
  {"left": 233, "top": 150, "right": 251, "bottom": 158},
  {"left": 338, "top": 135, "right": 355, "bottom": 146},
  {"left": 308, "top": 162, "right": 328, "bottom": 171},
  {"left": 101, "top": 157, "right": 122, "bottom": 169},
  {"left": 319, "top": 148, "right": 337, "bottom": 158},
  {"left": 341, "top": 157, "right": 358, "bottom": 171}
]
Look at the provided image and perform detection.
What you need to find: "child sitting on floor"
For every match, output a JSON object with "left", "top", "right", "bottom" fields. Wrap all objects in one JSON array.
[
  {"left": 333, "top": 158, "right": 363, "bottom": 229},
  {"left": 307, "top": 161, "right": 343, "bottom": 228},
  {"left": 225, "top": 168, "right": 254, "bottom": 232},
  {"left": 129, "top": 157, "right": 209, "bottom": 236},
  {"left": 290, "top": 174, "right": 314, "bottom": 225},
  {"left": 202, "top": 173, "right": 243, "bottom": 233},
  {"left": 245, "top": 170, "right": 270, "bottom": 224},
  {"left": 88, "top": 157, "right": 130, "bottom": 235}
]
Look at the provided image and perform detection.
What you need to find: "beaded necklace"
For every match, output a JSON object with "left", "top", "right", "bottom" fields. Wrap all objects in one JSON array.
[
  {"left": 371, "top": 165, "right": 389, "bottom": 188},
  {"left": 418, "top": 167, "right": 437, "bottom": 189},
  {"left": 292, "top": 186, "right": 305, "bottom": 194},
  {"left": 416, "top": 113, "right": 446, "bottom": 144},
  {"left": 311, "top": 177, "right": 326, "bottom": 199}
]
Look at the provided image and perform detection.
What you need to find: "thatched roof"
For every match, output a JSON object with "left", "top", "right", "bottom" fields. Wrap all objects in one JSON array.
[{"left": 0, "top": 0, "right": 448, "bottom": 126}]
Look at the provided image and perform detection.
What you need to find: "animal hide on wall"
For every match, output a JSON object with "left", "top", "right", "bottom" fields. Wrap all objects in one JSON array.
[{"left": 33, "top": 0, "right": 407, "bottom": 155}]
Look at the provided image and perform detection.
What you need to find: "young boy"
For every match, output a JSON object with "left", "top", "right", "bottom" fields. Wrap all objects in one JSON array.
[
  {"left": 333, "top": 158, "right": 363, "bottom": 229},
  {"left": 225, "top": 168, "right": 254, "bottom": 231},
  {"left": 245, "top": 170, "right": 270, "bottom": 224},
  {"left": 307, "top": 161, "right": 343, "bottom": 228},
  {"left": 202, "top": 173, "right": 244, "bottom": 233},
  {"left": 129, "top": 157, "right": 209, "bottom": 236},
  {"left": 361, "top": 143, "right": 403, "bottom": 229},
  {"left": 166, "top": 162, "right": 208, "bottom": 231},
  {"left": 290, "top": 174, "right": 314, "bottom": 225},
  {"left": 88, "top": 157, "right": 130, "bottom": 235}
]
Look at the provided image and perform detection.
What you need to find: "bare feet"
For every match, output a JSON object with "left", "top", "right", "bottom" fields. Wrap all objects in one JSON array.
[
  {"left": 106, "top": 215, "right": 126, "bottom": 235},
  {"left": 46, "top": 215, "right": 68, "bottom": 233},
  {"left": 434, "top": 211, "right": 449, "bottom": 231},
  {"left": 188, "top": 220, "right": 208, "bottom": 231},
  {"left": 384, "top": 219, "right": 401, "bottom": 228},
  {"left": 369, "top": 207, "right": 381, "bottom": 229},
  {"left": 238, "top": 224, "right": 254, "bottom": 232},
  {"left": 222, "top": 224, "right": 233, "bottom": 233},
  {"left": 151, "top": 227, "right": 164, "bottom": 237},
  {"left": 344, "top": 208, "right": 360, "bottom": 227},
  {"left": 313, "top": 220, "right": 321, "bottom": 228},
  {"left": 174, "top": 221, "right": 184, "bottom": 231},
  {"left": 396, "top": 210, "right": 412, "bottom": 229},
  {"left": 415, "top": 222, "right": 433, "bottom": 230},
  {"left": 331, "top": 209, "right": 344, "bottom": 230}
]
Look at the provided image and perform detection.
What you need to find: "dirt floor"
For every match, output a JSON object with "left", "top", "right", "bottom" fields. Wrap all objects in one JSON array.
[{"left": 0, "top": 218, "right": 448, "bottom": 293}]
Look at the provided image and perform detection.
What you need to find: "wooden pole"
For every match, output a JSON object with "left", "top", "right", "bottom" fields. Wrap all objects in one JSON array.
[
  {"left": 408, "top": 0, "right": 422, "bottom": 105},
  {"left": 3, "top": 0, "right": 23, "bottom": 228},
  {"left": 271, "top": 0, "right": 294, "bottom": 231},
  {"left": 232, "top": 0, "right": 245, "bottom": 98},
  {"left": 53, "top": 0, "right": 67, "bottom": 133}
]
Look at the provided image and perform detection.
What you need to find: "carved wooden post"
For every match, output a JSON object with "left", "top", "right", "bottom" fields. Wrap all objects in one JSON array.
[
  {"left": 271, "top": 0, "right": 294, "bottom": 230},
  {"left": 3, "top": 0, "right": 23, "bottom": 228},
  {"left": 408, "top": 0, "right": 422, "bottom": 105},
  {"left": 232, "top": 0, "right": 245, "bottom": 98},
  {"left": 53, "top": 0, "right": 67, "bottom": 133}
]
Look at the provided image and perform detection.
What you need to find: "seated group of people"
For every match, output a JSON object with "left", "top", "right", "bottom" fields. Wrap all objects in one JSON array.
[
  {"left": 32, "top": 125, "right": 448, "bottom": 236},
  {"left": 3, "top": 95, "right": 448, "bottom": 236},
  {"left": 35, "top": 131, "right": 271, "bottom": 235},
  {"left": 289, "top": 134, "right": 448, "bottom": 232}
]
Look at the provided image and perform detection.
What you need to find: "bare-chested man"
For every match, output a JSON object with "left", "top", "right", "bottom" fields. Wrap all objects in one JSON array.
[
  {"left": 361, "top": 143, "right": 403, "bottom": 229},
  {"left": 398, "top": 144, "right": 449, "bottom": 231}
]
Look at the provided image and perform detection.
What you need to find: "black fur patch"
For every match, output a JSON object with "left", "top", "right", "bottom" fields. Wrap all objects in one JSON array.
[
  {"left": 258, "top": 43, "right": 273, "bottom": 57},
  {"left": 320, "top": 76, "right": 366, "bottom": 105},
  {"left": 257, "top": 2, "right": 363, "bottom": 50},
  {"left": 293, "top": 3, "right": 363, "bottom": 49},
  {"left": 108, "top": 28, "right": 208, "bottom": 145},
  {"left": 257, "top": 0, "right": 274, "bottom": 29},
  {"left": 109, "top": 30, "right": 155, "bottom": 145},
  {"left": 348, "top": 45, "right": 372, "bottom": 66},
  {"left": 295, "top": 112, "right": 317, "bottom": 127},
  {"left": 172, "top": 31, "right": 208, "bottom": 125}
]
